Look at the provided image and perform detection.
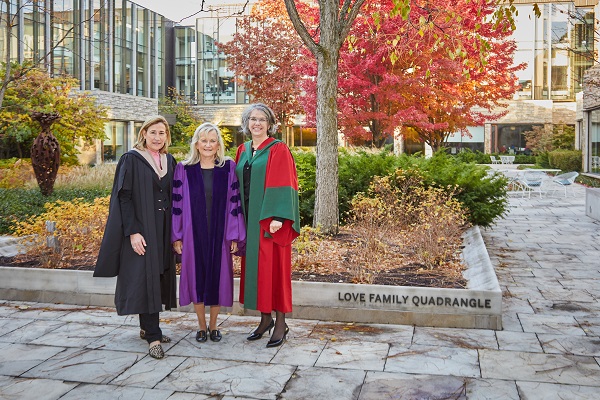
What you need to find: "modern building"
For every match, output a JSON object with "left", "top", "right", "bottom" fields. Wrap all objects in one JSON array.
[
  {"left": 444, "top": 0, "right": 597, "bottom": 157},
  {"left": 0, "top": 0, "right": 177, "bottom": 163}
]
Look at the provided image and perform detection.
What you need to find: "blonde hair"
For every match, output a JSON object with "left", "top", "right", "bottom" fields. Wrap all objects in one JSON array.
[
  {"left": 183, "top": 122, "right": 228, "bottom": 167},
  {"left": 133, "top": 115, "right": 171, "bottom": 154}
]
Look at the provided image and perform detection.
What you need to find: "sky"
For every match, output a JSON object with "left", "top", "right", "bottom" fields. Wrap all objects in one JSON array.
[{"left": 132, "top": 0, "right": 255, "bottom": 25}]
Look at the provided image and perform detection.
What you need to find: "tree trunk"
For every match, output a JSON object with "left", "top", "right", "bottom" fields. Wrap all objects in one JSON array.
[
  {"left": 313, "top": 51, "right": 340, "bottom": 233},
  {"left": 283, "top": 0, "right": 366, "bottom": 234}
]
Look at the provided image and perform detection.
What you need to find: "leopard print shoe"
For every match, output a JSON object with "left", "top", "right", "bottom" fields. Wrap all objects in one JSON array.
[{"left": 148, "top": 343, "right": 164, "bottom": 359}]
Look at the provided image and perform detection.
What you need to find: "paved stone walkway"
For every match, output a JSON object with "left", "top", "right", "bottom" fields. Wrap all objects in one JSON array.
[{"left": 1, "top": 166, "right": 599, "bottom": 399}]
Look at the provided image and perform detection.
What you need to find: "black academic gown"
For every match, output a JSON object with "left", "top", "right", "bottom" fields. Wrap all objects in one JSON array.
[{"left": 94, "top": 150, "right": 177, "bottom": 315}]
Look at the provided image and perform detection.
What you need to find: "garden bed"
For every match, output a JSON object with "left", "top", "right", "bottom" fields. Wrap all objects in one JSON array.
[
  {"left": 0, "top": 226, "right": 467, "bottom": 289},
  {"left": 0, "top": 227, "right": 502, "bottom": 329}
]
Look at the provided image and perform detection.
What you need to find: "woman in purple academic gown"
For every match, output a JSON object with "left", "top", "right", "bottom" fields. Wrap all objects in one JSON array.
[{"left": 172, "top": 123, "right": 246, "bottom": 343}]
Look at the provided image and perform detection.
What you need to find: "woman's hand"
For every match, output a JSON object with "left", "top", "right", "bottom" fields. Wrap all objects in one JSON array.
[
  {"left": 130, "top": 233, "right": 146, "bottom": 255},
  {"left": 269, "top": 220, "right": 283, "bottom": 234},
  {"left": 230, "top": 241, "right": 238, "bottom": 254},
  {"left": 173, "top": 240, "right": 183, "bottom": 255}
]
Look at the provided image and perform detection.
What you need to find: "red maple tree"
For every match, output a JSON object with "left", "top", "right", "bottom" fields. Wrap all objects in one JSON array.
[{"left": 295, "top": 0, "right": 524, "bottom": 149}]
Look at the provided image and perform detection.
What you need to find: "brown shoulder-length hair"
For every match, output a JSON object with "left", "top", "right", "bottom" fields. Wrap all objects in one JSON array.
[{"left": 133, "top": 115, "right": 172, "bottom": 154}]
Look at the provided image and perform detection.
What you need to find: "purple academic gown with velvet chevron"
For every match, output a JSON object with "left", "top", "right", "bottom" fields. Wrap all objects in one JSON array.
[{"left": 172, "top": 159, "right": 246, "bottom": 307}]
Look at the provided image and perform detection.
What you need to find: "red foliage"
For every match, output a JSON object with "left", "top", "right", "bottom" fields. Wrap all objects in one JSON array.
[{"left": 294, "top": 0, "right": 525, "bottom": 148}]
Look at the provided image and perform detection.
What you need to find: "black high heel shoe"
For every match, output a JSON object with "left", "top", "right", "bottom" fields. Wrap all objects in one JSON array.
[
  {"left": 247, "top": 319, "right": 274, "bottom": 341},
  {"left": 266, "top": 324, "right": 289, "bottom": 348}
]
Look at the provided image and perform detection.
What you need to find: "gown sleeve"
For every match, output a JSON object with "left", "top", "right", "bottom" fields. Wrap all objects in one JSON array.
[
  {"left": 171, "top": 162, "right": 185, "bottom": 243},
  {"left": 225, "top": 160, "right": 246, "bottom": 254}
]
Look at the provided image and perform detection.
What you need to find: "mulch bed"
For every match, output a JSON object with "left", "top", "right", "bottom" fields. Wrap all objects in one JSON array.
[{"left": 0, "top": 247, "right": 467, "bottom": 289}]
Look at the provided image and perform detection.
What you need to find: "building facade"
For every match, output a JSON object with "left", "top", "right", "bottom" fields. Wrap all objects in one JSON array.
[
  {"left": 0, "top": 0, "right": 175, "bottom": 162},
  {"left": 444, "top": 0, "right": 597, "bottom": 156}
]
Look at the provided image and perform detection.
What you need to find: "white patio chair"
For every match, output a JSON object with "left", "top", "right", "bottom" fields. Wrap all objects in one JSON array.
[
  {"left": 550, "top": 172, "right": 579, "bottom": 197},
  {"left": 490, "top": 155, "right": 501, "bottom": 164},
  {"left": 518, "top": 170, "right": 545, "bottom": 198}
]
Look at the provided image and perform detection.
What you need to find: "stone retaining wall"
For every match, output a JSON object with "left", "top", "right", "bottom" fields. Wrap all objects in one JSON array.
[{"left": 0, "top": 227, "right": 502, "bottom": 329}]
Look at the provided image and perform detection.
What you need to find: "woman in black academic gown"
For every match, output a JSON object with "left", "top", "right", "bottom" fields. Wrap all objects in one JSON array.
[{"left": 95, "top": 115, "right": 177, "bottom": 359}]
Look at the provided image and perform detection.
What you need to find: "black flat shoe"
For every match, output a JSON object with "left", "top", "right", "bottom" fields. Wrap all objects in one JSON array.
[
  {"left": 195, "top": 330, "right": 208, "bottom": 342},
  {"left": 209, "top": 328, "right": 222, "bottom": 342},
  {"left": 247, "top": 319, "right": 274, "bottom": 341},
  {"left": 266, "top": 325, "right": 289, "bottom": 348}
]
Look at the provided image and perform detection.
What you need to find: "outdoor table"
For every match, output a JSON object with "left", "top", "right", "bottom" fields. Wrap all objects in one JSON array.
[
  {"left": 525, "top": 168, "right": 561, "bottom": 176},
  {"left": 500, "top": 156, "right": 515, "bottom": 164}
]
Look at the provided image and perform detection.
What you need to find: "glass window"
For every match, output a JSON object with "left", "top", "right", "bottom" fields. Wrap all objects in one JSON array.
[
  {"left": 590, "top": 109, "right": 600, "bottom": 174},
  {"left": 103, "top": 121, "right": 127, "bottom": 162},
  {"left": 52, "top": 0, "right": 75, "bottom": 76},
  {"left": 494, "top": 125, "right": 534, "bottom": 154}
]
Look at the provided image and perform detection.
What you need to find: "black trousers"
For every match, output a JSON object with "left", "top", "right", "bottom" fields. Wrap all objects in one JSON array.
[{"left": 139, "top": 312, "right": 162, "bottom": 343}]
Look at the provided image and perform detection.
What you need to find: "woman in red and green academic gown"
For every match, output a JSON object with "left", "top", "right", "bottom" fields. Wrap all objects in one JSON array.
[{"left": 235, "top": 103, "right": 300, "bottom": 348}]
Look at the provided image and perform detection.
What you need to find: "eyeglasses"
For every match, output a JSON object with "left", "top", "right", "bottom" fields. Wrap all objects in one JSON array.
[{"left": 249, "top": 117, "right": 268, "bottom": 124}]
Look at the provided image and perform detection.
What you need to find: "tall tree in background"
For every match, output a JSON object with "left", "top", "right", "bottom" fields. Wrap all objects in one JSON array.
[
  {"left": 219, "top": 0, "right": 304, "bottom": 135},
  {"left": 284, "top": 0, "right": 367, "bottom": 234}
]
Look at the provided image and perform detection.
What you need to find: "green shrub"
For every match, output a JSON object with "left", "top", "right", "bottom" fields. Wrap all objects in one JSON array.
[
  {"left": 338, "top": 149, "right": 401, "bottom": 221},
  {"left": 291, "top": 150, "right": 316, "bottom": 226},
  {"left": 548, "top": 150, "right": 582, "bottom": 172},
  {"left": 392, "top": 151, "right": 508, "bottom": 227},
  {"left": 0, "top": 187, "right": 110, "bottom": 234},
  {"left": 514, "top": 154, "right": 536, "bottom": 164},
  {"left": 536, "top": 152, "right": 551, "bottom": 168},
  {"left": 454, "top": 149, "right": 489, "bottom": 164}
]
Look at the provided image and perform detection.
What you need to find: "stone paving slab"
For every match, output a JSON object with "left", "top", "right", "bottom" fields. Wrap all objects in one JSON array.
[
  {"left": 60, "top": 383, "right": 175, "bottom": 400},
  {"left": 496, "top": 330, "right": 543, "bottom": 353},
  {"left": 283, "top": 366, "right": 365, "bottom": 400},
  {"left": 29, "top": 321, "right": 119, "bottom": 348},
  {"left": 314, "top": 341, "right": 389, "bottom": 371},
  {"left": 480, "top": 349, "right": 600, "bottom": 386},
  {"left": 155, "top": 358, "right": 296, "bottom": 398},
  {"left": 412, "top": 326, "right": 499, "bottom": 349},
  {"left": 0, "top": 342, "right": 66, "bottom": 376},
  {"left": 516, "top": 381, "right": 600, "bottom": 399},
  {"left": 0, "top": 375, "right": 78, "bottom": 400},
  {"left": 465, "top": 378, "right": 520, "bottom": 399},
  {"left": 386, "top": 344, "right": 480, "bottom": 377},
  {"left": 575, "top": 316, "right": 600, "bottom": 336},
  {"left": 111, "top": 353, "right": 188, "bottom": 388},
  {"left": 360, "top": 371, "right": 469, "bottom": 400},
  {"left": 0, "top": 317, "right": 34, "bottom": 337},
  {"left": 538, "top": 333, "right": 600, "bottom": 356},
  {"left": 22, "top": 347, "right": 142, "bottom": 384},
  {"left": 0, "top": 319, "right": 63, "bottom": 344},
  {"left": 518, "top": 314, "right": 587, "bottom": 335}
]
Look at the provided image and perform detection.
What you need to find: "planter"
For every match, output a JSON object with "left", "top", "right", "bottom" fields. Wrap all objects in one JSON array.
[{"left": 0, "top": 227, "right": 501, "bottom": 329}]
